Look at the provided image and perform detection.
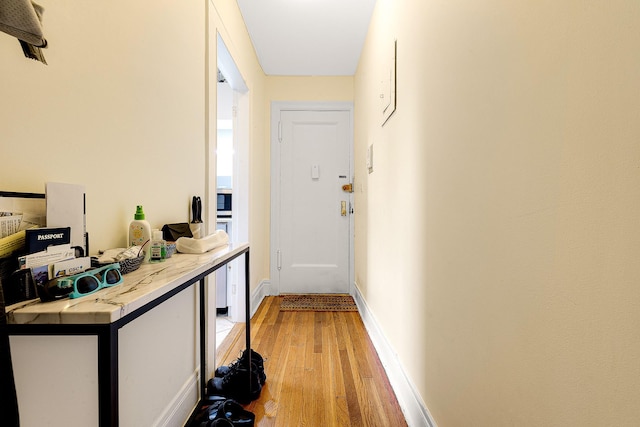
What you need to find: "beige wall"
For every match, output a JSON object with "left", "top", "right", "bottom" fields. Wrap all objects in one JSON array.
[
  {"left": 355, "top": 0, "right": 640, "bottom": 425},
  {"left": 266, "top": 76, "right": 354, "bottom": 102},
  {"left": 0, "top": 0, "right": 206, "bottom": 251},
  {"left": 0, "top": 0, "right": 271, "bottom": 286}
]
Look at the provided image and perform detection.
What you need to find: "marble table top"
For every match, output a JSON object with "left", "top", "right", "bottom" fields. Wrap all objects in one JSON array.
[{"left": 5, "top": 243, "right": 248, "bottom": 325}]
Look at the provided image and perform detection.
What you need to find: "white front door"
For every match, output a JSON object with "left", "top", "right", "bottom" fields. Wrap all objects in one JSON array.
[{"left": 273, "top": 107, "right": 352, "bottom": 294}]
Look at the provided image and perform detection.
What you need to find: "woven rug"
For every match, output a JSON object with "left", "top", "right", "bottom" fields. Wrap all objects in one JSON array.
[{"left": 280, "top": 294, "right": 358, "bottom": 312}]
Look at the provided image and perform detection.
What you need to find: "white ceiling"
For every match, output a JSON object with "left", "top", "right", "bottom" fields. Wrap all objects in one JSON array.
[{"left": 236, "top": 0, "right": 376, "bottom": 76}]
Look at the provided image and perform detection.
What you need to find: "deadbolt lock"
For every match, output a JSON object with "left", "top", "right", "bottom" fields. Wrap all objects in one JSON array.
[{"left": 342, "top": 183, "right": 353, "bottom": 193}]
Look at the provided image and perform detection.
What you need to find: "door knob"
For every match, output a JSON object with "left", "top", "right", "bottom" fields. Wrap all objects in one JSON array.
[{"left": 341, "top": 201, "right": 347, "bottom": 216}]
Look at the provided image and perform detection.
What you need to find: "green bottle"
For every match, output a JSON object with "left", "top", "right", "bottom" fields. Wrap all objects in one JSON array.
[{"left": 149, "top": 229, "right": 167, "bottom": 263}]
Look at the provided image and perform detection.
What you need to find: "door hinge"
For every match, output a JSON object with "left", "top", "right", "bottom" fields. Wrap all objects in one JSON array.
[
  {"left": 278, "top": 121, "right": 282, "bottom": 142},
  {"left": 277, "top": 250, "right": 282, "bottom": 270}
]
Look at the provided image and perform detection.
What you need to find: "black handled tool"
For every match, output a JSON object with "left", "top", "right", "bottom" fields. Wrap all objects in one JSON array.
[
  {"left": 191, "top": 196, "right": 198, "bottom": 223},
  {"left": 195, "top": 197, "right": 202, "bottom": 223}
]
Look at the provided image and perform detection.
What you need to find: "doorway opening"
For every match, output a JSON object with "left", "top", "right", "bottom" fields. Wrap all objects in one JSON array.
[{"left": 215, "top": 34, "right": 249, "bottom": 349}]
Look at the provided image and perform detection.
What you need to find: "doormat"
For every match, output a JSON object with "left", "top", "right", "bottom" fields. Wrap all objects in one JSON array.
[{"left": 279, "top": 294, "right": 358, "bottom": 312}]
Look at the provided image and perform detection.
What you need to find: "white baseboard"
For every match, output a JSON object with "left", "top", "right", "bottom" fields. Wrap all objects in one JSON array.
[
  {"left": 250, "top": 279, "right": 270, "bottom": 318},
  {"left": 352, "top": 284, "right": 437, "bottom": 427},
  {"left": 154, "top": 370, "right": 199, "bottom": 427}
]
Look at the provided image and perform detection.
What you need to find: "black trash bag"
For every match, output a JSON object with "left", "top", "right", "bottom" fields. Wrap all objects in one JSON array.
[{"left": 161, "top": 223, "right": 192, "bottom": 242}]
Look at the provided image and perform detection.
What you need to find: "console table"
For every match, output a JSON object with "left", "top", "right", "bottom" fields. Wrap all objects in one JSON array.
[{"left": 5, "top": 243, "right": 250, "bottom": 426}]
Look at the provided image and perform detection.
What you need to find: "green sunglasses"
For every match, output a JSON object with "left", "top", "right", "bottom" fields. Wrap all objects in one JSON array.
[{"left": 54, "top": 263, "right": 123, "bottom": 299}]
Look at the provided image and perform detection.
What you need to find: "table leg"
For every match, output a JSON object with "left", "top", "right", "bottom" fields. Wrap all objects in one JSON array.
[{"left": 98, "top": 324, "right": 118, "bottom": 427}]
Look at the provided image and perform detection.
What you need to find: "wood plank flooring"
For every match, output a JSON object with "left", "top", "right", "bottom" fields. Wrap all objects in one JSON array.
[{"left": 215, "top": 296, "right": 407, "bottom": 427}]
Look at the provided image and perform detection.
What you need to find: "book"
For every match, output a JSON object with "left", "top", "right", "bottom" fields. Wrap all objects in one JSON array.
[
  {"left": 0, "top": 214, "right": 22, "bottom": 238},
  {"left": 24, "top": 227, "right": 71, "bottom": 254},
  {"left": 0, "top": 230, "right": 27, "bottom": 259},
  {"left": 31, "top": 264, "right": 49, "bottom": 291},
  {"left": 17, "top": 244, "right": 75, "bottom": 270},
  {"left": 52, "top": 256, "right": 90, "bottom": 278}
]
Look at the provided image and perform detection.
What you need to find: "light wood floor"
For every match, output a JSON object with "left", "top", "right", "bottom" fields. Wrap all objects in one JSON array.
[{"left": 215, "top": 296, "right": 407, "bottom": 427}]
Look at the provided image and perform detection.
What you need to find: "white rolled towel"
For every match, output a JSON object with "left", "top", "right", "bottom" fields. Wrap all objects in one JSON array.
[{"left": 176, "top": 230, "right": 229, "bottom": 254}]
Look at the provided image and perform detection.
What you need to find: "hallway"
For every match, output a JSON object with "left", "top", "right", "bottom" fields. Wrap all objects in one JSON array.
[{"left": 215, "top": 296, "right": 407, "bottom": 426}]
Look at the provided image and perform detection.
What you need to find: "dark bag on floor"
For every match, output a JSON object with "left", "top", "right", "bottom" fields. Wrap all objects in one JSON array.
[{"left": 186, "top": 396, "right": 255, "bottom": 427}]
